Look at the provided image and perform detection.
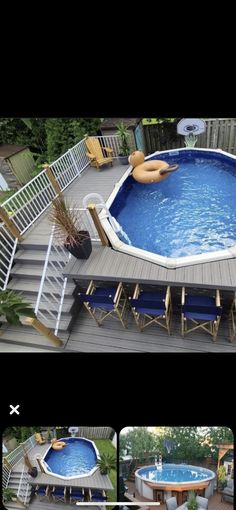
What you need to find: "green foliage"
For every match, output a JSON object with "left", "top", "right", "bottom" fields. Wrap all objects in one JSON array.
[
  {"left": 45, "top": 118, "right": 101, "bottom": 161},
  {"left": 0, "top": 189, "right": 17, "bottom": 205},
  {"left": 122, "top": 427, "right": 157, "bottom": 462},
  {"left": 0, "top": 290, "right": 35, "bottom": 325},
  {"left": 186, "top": 492, "right": 198, "bottom": 510},
  {"left": 0, "top": 118, "right": 47, "bottom": 155},
  {"left": 0, "top": 117, "right": 101, "bottom": 166},
  {"left": 3, "top": 488, "right": 16, "bottom": 502},
  {"left": 94, "top": 439, "right": 117, "bottom": 502},
  {"left": 116, "top": 122, "right": 131, "bottom": 156},
  {"left": 97, "top": 452, "right": 116, "bottom": 474},
  {"left": 218, "top": 465, "right": 227, "bottom": 481}
]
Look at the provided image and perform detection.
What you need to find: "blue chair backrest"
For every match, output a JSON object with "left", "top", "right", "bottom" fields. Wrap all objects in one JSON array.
[
  {"left": 79, "top": 293, "right": 114, "bottom": 305},
  {"left": 130, "top": 298, "right": 165, "bottom": 310},
  {"left": 182, "top": 304, "right": 222, "bottom": 315}
]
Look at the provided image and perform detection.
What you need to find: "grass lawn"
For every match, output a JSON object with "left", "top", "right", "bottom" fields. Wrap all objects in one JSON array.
[{"left": 94, "top": 439, "right": 117, "bottom": 502}]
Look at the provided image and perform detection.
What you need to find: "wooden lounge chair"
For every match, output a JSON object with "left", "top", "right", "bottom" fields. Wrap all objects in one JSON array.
[
  {"left": 34, "top": 432, "right": 46, "bottom": 445},
  {"left": 85, "top": 135, "right": 113, "bottom": 170}
]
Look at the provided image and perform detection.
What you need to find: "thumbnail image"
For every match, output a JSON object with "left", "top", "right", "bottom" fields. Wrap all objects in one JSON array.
[
  {"left": 2, "top": 426, "right": 117, "bottom": 508},
  {"left": 119, "top": 426, "right": 234, "bottom": 509}
]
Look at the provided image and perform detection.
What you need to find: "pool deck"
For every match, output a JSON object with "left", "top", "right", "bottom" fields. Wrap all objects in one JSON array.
[
  {"left": 125, "top": 480, "right": 233, "bottom": 510},
  {"left": 2, "top": 161, "right": 236, "bottom": 352},
  {"left": 23, "top": 162, "right": 236, "bottom": 291},
  {"left": 12, "top": 443, "right": 113, "bottom": 490}
]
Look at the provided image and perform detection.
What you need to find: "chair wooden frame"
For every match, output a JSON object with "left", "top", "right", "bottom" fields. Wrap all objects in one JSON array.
[
  {"left": 89, "top": 488, "right": 107, "bottom": 502},
  {"left": 129, "top": 284, "right": 172, "bottom": 334},
  {"left": 229, "top": 291, "right": 236, "bottom": 342},
  {"left": 51, "top": 486, "right": 67, "bottom": 503},
  {"left": 181, "top": 287, "right": 221, "bottom": 341},
  {"left": 80, "top": 280, "right": 128, "bottom": 328},
  {"left": 85, "top": 136, "right": 113, "bottom": 170},
  {"left": 35, "top": 485, "right": 50, "bottom": 502},
  {"left": 69, "top": 487, "right": 84, "bottom": 504}
]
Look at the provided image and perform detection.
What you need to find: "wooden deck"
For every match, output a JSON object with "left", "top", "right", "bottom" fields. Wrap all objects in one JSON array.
[
  {"left": 2, "top": 162, "right": 236, "bottom": 352},
  {"left": 125, "top": 481, "right": 233, "bottom": 510}
]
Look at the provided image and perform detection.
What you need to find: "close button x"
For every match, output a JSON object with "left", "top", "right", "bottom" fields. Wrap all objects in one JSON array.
[{"left": 9, "top": 404, "right": 20, "bottom": 415}]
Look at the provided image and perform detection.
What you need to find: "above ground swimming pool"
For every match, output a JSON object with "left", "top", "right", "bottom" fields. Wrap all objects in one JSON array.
[
  {"left": 136, "top": 464, "right": 215, "bottom": 484},
  {"left": 135, "top": 464, "right": 215, "bottom": 500},
  {"left": 103, "top": 148, "right": 236, "bottom": 268},
  {"left": 42, "top": 437, "right": 99, "bottom": 479}
]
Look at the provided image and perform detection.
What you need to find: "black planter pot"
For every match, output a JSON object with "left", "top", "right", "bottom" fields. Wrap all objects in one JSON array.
[
  {"left": 65, "top": 231, "right": 92, "bottom": 259},
  {"left": 119, "top": 155, "right": 129, "bottom": 165}
]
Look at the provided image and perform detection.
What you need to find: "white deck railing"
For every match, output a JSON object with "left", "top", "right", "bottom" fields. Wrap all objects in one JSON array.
[
  {"left": 0, "top": 134, "right": 125, "bottom": 292},
  {"left": 5, "top": 434, "right": 37, "bottom": 468},
  {"left": 35, "top": 209, "right": 101, "bottom": 334}
]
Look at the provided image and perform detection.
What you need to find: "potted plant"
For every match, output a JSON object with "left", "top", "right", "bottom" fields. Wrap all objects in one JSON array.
[
  {"left": 186, "top": 492, "right": 199, "bottom": 510},
  {"left": 116, "top": 122, "right": 131, "bottom": 165},
  {"left": 97, "top": 453, "right": 116, "bottom": 475},
  {"left": 49, "top": 196, "right": 92, "bottom": 259},
  {"left": 3, "top": 488, "right": 17, "bottom": 503},
  {"left": 217, "top": 465, "right": 227, "bottom": 491},
  {"left": 0, "top": 290, "right": 36, "bottom": 325}
]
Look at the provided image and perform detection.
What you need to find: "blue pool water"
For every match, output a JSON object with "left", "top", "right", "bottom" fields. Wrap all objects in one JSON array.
[
  {"left": 44, "top": 438, "right": 97, "bottom": 477},
  {"left": 110, "top": 151, "right": 236, "bottom": 257},
  {"left": 137, "top": 464, "right": 214, "bottom": 483}
]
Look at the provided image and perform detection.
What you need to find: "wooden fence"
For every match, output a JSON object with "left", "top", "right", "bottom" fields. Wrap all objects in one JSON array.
[
  {"left": 74, "top": 427, "right": 114, "bottom": 439},
  {"left": 144, "top": 118, "right": 236, "bottom": 154}
]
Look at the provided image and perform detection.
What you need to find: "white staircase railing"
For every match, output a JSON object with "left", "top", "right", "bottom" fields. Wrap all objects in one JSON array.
[
  {"left": 2, "top": 462, "right": 11, "bottom": 490},
  {"left": 0, "top": 224, "right": 18, "bottom": 290},
  {"left": 17, "top": 465, "right": 30, "bottom": 507},
  {"left": 35, "top": 208, "right": 101, "bottom": 335}
]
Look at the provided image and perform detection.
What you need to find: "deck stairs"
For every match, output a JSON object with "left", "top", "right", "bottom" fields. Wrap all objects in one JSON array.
[
  {"left": 4, "top": 469, "right": 32, "bottom": 509},
  {"left": 0, "top": 240, "right": 81, "bottom": 351}
]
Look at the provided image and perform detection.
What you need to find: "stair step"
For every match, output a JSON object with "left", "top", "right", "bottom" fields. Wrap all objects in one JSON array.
[
  {"left": 0, "top": 314, "right": 71, "bottom": 331},
  {"left": 0, "top": 326, "right": 67, "bottom": 350},
  {"left": 20, "top": 293, "right": 74, "bottom": 314},
  {"left": 11, "top": 263, "right": 64, "bottom": 279},
  {"left": 15, "top": 249, "right": 65, "bottom": 265},
  {"left": 7, "top": 278, "right": 75, "bottom": 296},
  {"left": 0, "top": 343, "right": 57, "bottom": 352},
  {"left": 4, "top": 502, "right": 25, "bottom": 510}
]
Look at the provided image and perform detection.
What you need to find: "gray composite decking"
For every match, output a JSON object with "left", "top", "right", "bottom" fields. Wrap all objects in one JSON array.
[{"left": 2, "top": 162, "right": 236, "bottom": 352}]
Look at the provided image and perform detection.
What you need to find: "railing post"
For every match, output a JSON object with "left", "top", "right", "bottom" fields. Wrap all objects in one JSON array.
[
  {"left": 24, "top": 317, "right": 63, "bottom": 347},
  {"left": 87, "top": 203, "right": 109, "bottom": 246},
  {"left": 45, "top": 166, "right": 62, "bottom": 195},
  {"left": 3, "top": 457, "right": 12, "bottom": 470},
  {"left": 69, "top": 149, "right": 80, "bottom": 175},
  {"left": 0, "top": 207, "right": 24, "bottom": 240}
]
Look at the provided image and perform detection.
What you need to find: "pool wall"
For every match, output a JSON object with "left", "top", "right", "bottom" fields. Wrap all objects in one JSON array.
[
  {"left": 135, "top": 463, "right": 215, "bottom": 501},
  {"left": 100, "top": 148, "right": 236, "bottom": 269},
  {"left": 41, "top": 437, "right": 100, "bottom": 480}
]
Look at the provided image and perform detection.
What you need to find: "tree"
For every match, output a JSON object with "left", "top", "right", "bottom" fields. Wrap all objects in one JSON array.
[
  {"left": 45, "top": 118, "right": 101, "bottom": 161},
  {"left": 121, "top": 427, "right": 157, "bottom": 463}
]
